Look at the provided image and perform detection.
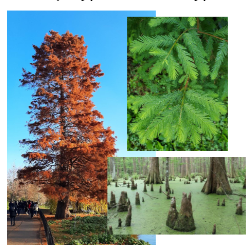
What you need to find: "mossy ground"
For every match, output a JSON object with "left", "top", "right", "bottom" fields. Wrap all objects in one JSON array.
[{"left": 107, "top": 178, "right": 246, "bottom": 234}]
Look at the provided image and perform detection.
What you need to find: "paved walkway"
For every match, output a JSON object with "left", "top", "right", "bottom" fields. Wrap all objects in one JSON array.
[{"left": 7, "top": 211, "right": 43, "bottom": 245}]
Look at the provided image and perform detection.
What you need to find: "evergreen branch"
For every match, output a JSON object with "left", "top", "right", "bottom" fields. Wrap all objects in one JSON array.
[
  {"left": 130, "top": 35, "right": 174, "bottom": 54},
  {"left": 149, "top": 17, "right": 180, "bottom": 28},
  {"left": 179, "top": 76, "right": 189, "bottom": 123},
  {"left": 186, "top": 90, "right": 227, "bottom": 120},
  {"left": 183, "top": 31, "right": 209, "bottom": 76},
  {"left": 144, "top": 91, "right": 182, "bottom": 132},
  {"left": 211, "top": 40, "right": 228, "bottom": 80},
  {"left": 162, "top": 28, "right": 197, "bottom": 65},
  {"left": 175, "top": 43, "right": 198, "bottom": 80},
  {"left": 198, "top": 31, "right": 228, "bottom": 42},
  {"left": 213, "top": 26, "right": 228, "bottom": 38},
  {"left": 183, "top": 103, "right": 218, "bottom": 137}
]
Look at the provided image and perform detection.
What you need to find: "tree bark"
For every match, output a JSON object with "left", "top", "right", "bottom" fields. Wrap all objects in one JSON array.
[
  {"left": 143, "top": 157, "right": 148, "bottom": 176},
  {"left": 55, "top": 195, "right": 70, "bottom": 219},
  {"left": 186, "top": 157, "right": 190, "bottom": 177},
  {"left": 138, "top": 158, "right": 141, "bottom": 175},
  {"left": 123, "top": 157, "right": 127, "bottom": 174},
  {"left": 201, "top": 157, "right": 232, "bottom": 195},
  {"left": 231, "top": 157, "right": 236, "bottom": 178},
  {"left": 146, "top": 157, "right": 162, "bottom": 184},
  {"left": 133, "top": 158, "right": 136, "bottom": 173},
  {"left": 165, "top": 157, "right": 170, "bottom": 191}
]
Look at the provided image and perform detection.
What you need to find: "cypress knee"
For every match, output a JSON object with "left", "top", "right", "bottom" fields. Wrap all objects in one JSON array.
[
  {"left": 108, "top": 226, "right": 113, "bottom": 235},
  {"left": 135, "top": 192, "right": 140, "bottom": 205},
  {"left": 236, "top": 197, "right": 243, "bottom": 215},
  {"left": 212, "top": 224, "right": 216, "bottom": 234},
  {"left": 166, "top": 197, "right": 178, "bottom": 229},
  {"left": 125, "top": 205, "right": 132, "bottom": 226},
  {"left": 173, "top": 193, "right": 196, "bottom": 232},
  {"left": 143, "top": 181, "right": 147, "bottom": 192},
  {"left": 118, "top": 218, "right": 122, "bottom": 227},
  {"left": 117, "top": 191, "right": 128, "bottom": 212},
  {"left": 221, "top": 199, "right": 225, "bottom": 206}
]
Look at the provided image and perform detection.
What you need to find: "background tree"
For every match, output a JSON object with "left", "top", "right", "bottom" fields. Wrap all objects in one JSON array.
[
  {"left": 165, "top": 157, "right": 170, "bottom": 191},
  {"left": 18, "top": 31, "right": 116, "bottom": 219},
  {"left": 146, "top": 157, "right": 162, "bottom": 184},
  {"left": 201, "top": 157, "right": 232, "bottom": 195}
]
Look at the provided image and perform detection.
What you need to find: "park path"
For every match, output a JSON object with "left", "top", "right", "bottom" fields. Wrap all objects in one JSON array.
[{"left": 7, "top": 211, "right": 44, "bottom": 245}]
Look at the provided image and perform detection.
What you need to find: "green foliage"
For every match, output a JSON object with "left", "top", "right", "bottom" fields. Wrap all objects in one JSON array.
[
  {"left": 128, "top": 17, "right": 228, "bottom": 151},
  {"left": 128, "top": 90, "right": 226, "bottom": 145},
  {"left": 68, "top": 234, "right": 149, "bottom": 245},
  {"left": 47, "top": 198, "right": 57, "bottom": 215},
  {"left": 60, "top": 215, "right": 149, "bottom": 245},
  {"left": 132, "top": 172, "right": 139, "bottom": 179},
  {"left": 190, "top": 173, "right": 195, "bottom": 179},
  {"left": 236, "top": 169, "right": 246, "bottom": 184}
]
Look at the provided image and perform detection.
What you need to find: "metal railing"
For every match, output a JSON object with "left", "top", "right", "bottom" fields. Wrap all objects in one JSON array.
[{"left": 39, "top": 210, "right": 55, "bottom": 245}]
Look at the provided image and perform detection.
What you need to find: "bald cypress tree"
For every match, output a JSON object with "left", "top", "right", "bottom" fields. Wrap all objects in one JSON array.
[
  {"left": 18, "top": 31, "right": 116, "bottom": 219},
  {"left": 201, "top": 157, "right": 232, "bottom": 195}
]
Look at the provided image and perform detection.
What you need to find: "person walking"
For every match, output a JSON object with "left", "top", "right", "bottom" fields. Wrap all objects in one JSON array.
[
  {"left": 34, "top": 202, "right": 39, "bottom": 216},
  {"left": 9, "top": 201, "right": 16, "bottom": 226},
  {"left": 28, "top": 201, "right": 31, "bottom": 214},
  {"left": 24, "top": 202, "right": 28, "bottom": 215},
  {"left": 17, "top": 202, "right": 21, "bottom": 216},
  {"left": 30, "top": 202, "right": 34, "bottom": 218}
]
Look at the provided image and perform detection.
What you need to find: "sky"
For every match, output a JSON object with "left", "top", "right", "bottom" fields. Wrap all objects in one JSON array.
[{"left": 7, "top": 11, "right": 156, "bottom": 170}]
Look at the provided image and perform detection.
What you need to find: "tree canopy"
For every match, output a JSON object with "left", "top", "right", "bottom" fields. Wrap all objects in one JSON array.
[{"left": 18, "top": 30, "right": 116, "bottom": 218}]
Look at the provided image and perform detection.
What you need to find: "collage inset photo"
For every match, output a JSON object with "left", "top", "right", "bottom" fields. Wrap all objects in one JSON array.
[
  {"left": 127, "top": 17, "right": 228, "bottom": 151},
  {"left": 107, "top": 157, "right": 246, "bottom": 234}
]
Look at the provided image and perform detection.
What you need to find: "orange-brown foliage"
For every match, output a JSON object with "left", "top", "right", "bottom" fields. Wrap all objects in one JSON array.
[{"left": 18, "top": 30, "right": 116, "bottom": 204}]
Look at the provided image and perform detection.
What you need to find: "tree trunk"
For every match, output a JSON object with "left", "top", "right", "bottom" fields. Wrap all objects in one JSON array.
[
  {"left": 231, "top": 157, "right": 236, "bottom": 178},
  {"left": 143, "top": 157, "right": 148, "bottom": 176},
  {"left": 201, "top": 157, "right": 232, "bottom": 195},
  {"left": 146, "top": 157, "right": 162, "bottom": 184},
  {"left": 165, "top": 157, "right": 170, "bottom": 191},
  {"left": 161, "top": 158, "right": 165, "bottom": 179},
  {"left": 203, "top": 157, "right": 207, "bottom": 178},
  {"left": 227, "top": 157, "right": 230, "bottom": 176},
  {"left": 123, "top": 157, "right": 126, "bottom": 174},
  {"left": 171, "top": 157, "right": 174, "bottom": 176},
  {"left": 190, "top": 157, "right": 194, "bottom": 174},
  {"left": 55, "top": 195, "right": 70, "bottom": 219},
  {"left": 182, "top": 158, "right": 186, "bottom": 177},
  {"left": 138, "top": 158, "right": 141, "bottom": 175},
  {"left": 186, "top": 157, "right": 190, "bottom": 177},
  {"left": 111, "top": 158, "right": 117, "bottom": 181},
  {"left": 133, "top": 158, "right": 136, "bottom": 173}
]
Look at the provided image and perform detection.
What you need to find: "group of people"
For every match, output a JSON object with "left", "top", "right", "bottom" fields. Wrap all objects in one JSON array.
[{"left": 8, "top": 200, "right": 39, "bottom": 226}]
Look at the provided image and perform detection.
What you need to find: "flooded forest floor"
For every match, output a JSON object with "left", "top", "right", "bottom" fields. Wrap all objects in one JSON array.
[{"left": 107, "top": 177, "right": 246, "bottom": 234}]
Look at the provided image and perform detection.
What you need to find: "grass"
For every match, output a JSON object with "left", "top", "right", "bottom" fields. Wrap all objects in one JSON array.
[{"left": 107, "top": 177, "right": 246, "bottom": 234}]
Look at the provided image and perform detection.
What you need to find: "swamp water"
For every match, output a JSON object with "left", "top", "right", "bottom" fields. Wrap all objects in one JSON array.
[{"left": 107, "top": 178, "right": 246, "bottom": 235}]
